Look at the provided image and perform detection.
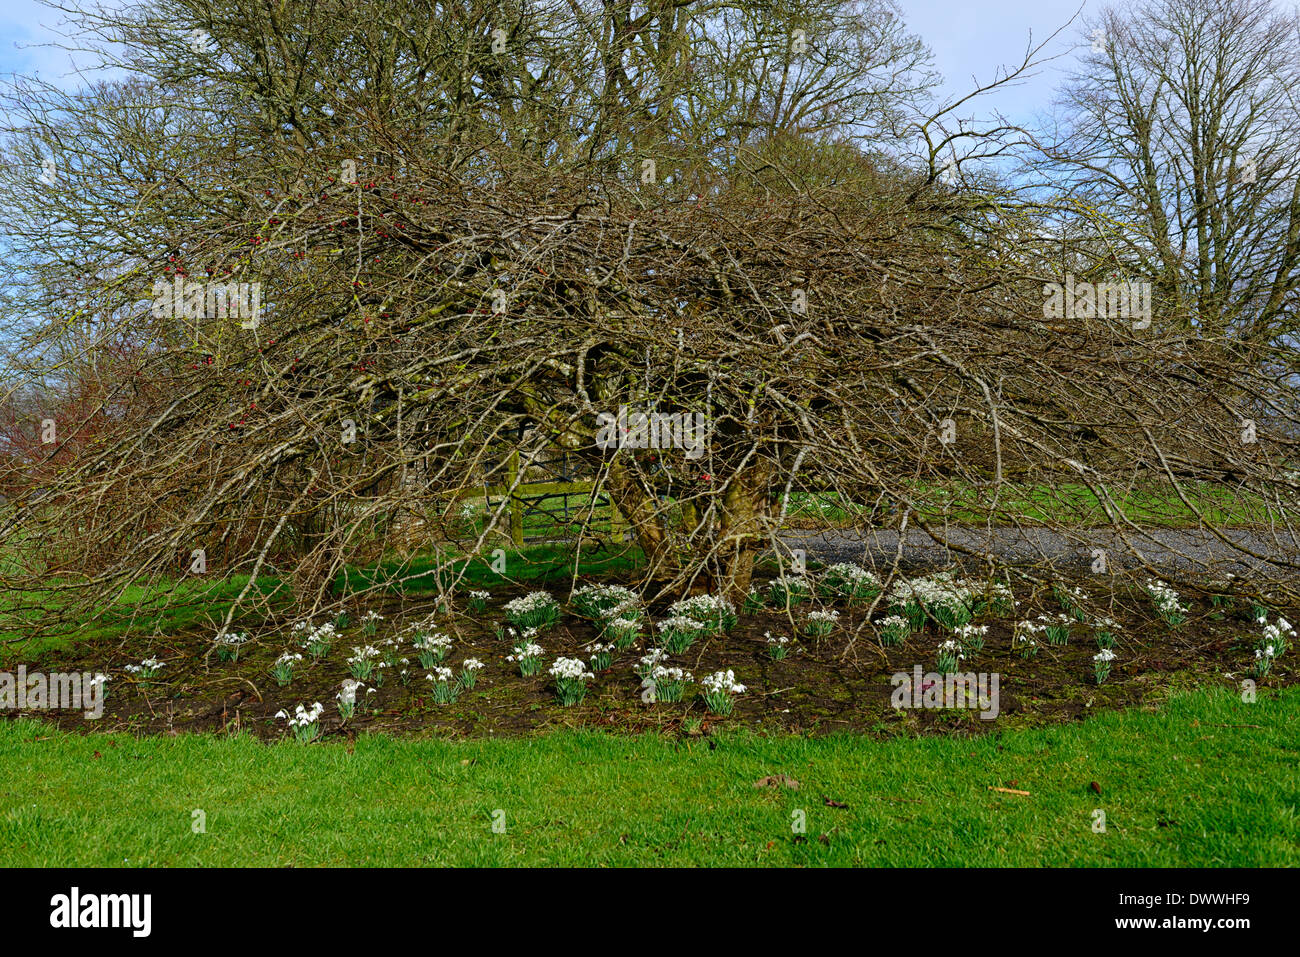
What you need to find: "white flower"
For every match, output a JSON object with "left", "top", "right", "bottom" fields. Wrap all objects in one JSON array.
[
  {"left": 657, "top": 615, "right": 706, "bottom": 633},
  {"left": 637, "top": 649, "right": 669, "bottom": 672},
  {"left": 824, "top": 563, "right": 879, "bottom": 586},
  {"left": 426, "top": 667, "right": 455, "bottom": 682},
  {"left": 888, "top": 572, "right": 979, "bottom": 614},
  {"left": 461, "top": 658, "right": 485, "bottom": 672},
  {"left": 700, "top": 670, "right": 746, "bottom": 695},
  {"left": 1261, "top": 617, "right": 1295, "bottom": 646},
  {"left": 411, "top": 633, "right": 453, "bottom": 654},
  {"left": 506, "top": 643, "right": 545, "bottom": 661},
  {"left": 769, "top": 574, "right": 812, "bottom": 593},
  {"left": 337, "top": 680, "right": 364, "bottom": 704},
  {"left": 1094, "top": 649, "right": 1117, "bottom": 662},
  {"left": 297, "top": 622, "right": 337, "bottom": 648},
  {"left": 572, "top": 584, "right": 641, "bottom": 619},
  {"left": 504, "top": 591, "right": 558, "bottom": 615},
  {"left": 1144, "top": 579, "right": 1187, "bottom": 615},
  {"left": 651, "top": 665, "right": 691, "bottom": 683},
  {"left": 666, "top": 594, "right": 736, "bottom": 622},
  {"left": 278, "top": 701, "right": 325, "bottom": 727},
  {"left": 548, "top": 657, "right": 593, "bottom": 681}
]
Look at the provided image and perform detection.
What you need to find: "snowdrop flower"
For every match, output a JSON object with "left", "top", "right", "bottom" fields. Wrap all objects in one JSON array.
[
  {"left": 821, "top": 563, "right": 881, "bottom": 598},
  {"left": 636, "top": 648, "right": 670, "bottom": 678},
  {"left": 124, "top": 657, "right": 165, "bottom": 677},
  {"left": 456, "top": 657, "right": 486, "bottom": 689},
  {"left": 507, "top": 642, "right": 545, "bottom": 676},
  {"left": 802, "top": 609, "right": 840, "bottom": 637},
  {"left": 504, "top": 591, "right": 561, "bottom": 629},
  {"left": 699, "top": 670, "right": 746, "bottom": 715},
  {"left": 1144, "top": 579, "right": 1188, "bottom": 625},
  {"left": 765, "top": 631, "right": 792, "bottom": 659},
  {"left": 277, "top": 702, "right": 325, "bottom": 742},
  {"left": 699, "top": 670, "right": 745, "bottom": 695},
  {"left": 645, "top": 665, "right": 691, "bottom": 702},
  {"left": 572, "top": 584, "right": 642, "bottom": 621},
  {"left": 666, "top": 594, "right": 736, "bottom": 632},
  {"left": 1093, "top": 648, "right": 1117, "bottom": 684},
  {"left": 548, "top": 657, "right": 594, "bottom": 681},
  {"left": 507, "top": 642, "right": 545, "bottom": 661},
  {"left": 549, "top": 656, "right": 593, "bottom": 705},
  {"left": 412, "top": 633, "right": 453, "bottom": 668}
]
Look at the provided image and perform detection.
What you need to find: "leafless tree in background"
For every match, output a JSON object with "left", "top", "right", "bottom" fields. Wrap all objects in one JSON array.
[{"left": 0, "top": 0, "right": 1296, "bottom": 646}]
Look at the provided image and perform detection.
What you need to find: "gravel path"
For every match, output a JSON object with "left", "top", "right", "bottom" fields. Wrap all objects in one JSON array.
[{"left": 777, "top": 526, "right": 1300, "bottom": 580}]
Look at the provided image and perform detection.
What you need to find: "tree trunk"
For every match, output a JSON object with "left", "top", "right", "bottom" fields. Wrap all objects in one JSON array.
[
  {"left": 714, "top": 460, "right": 771, "bottom": 604},
  {"left": 605, "top": 459, "right": 682, "bottom": 582}
]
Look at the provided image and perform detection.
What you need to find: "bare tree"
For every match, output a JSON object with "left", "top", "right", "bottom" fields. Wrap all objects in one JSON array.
[
  {"left": 1, "top": 0, "right": 1297, "bottom": 648},
  {"left": 1038, "top": 0, "right": 1300, "bottom": 344}
]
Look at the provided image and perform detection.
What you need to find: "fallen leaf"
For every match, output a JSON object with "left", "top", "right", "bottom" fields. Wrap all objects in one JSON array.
[
  {"left": 823, "top": 796, "right": 849, "bottom": 809},
  {"left": 1090, "top": 781, "right": 1102, "bottom": 795},
  {"left": 754, "top": 774, "right": 800, "bottom": 790}
]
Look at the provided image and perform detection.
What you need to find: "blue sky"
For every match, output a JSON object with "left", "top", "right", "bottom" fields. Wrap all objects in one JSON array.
[
  {"left": 901, "top": 0, "right": 1093, "bottom": 125},
  {"left": 1, "top": 0, "right": 105, "bottom": 84}
]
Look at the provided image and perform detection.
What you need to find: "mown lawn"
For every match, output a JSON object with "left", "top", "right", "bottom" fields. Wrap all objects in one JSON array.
[
  {"left": 787, "top": 482, "right": 1284, "bottom": 527},
  {"left": 1, "top": 687, "right": 1295, "bottom": 866},
  {"left": 0, "top": 542, "right": 647, "bottom": 661}
]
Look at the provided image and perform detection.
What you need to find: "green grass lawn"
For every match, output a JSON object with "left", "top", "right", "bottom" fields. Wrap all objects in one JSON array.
[
  {"left": 786, "top": 482, "right": 1277, "bottom": 527},
  {"left": 2, "top": 687, "right": 1295, "bottom": 866},
  {"left": 0, "top": 542, "right": 648, "bottom": 663}
]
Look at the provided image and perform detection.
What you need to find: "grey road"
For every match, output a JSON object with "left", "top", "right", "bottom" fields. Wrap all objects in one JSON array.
[{"left": 777, "top": 526, "right": 1300, "bottom": 580}]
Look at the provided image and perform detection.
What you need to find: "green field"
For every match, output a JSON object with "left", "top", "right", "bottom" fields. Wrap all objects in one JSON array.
[
  {"left": 786, "top": 482, "right": 1278, "bottom": 527},
  {"left": 0, "top": 542, "right": 648, "bottom": 659},
  {"left": 1, "top": 687, "right": 1294, "bottom": 866}
]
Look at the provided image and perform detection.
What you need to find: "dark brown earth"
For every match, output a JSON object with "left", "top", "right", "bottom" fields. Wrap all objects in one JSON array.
[{"left": 5, "top": 573, "right": 1293, "bottom": 741}]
